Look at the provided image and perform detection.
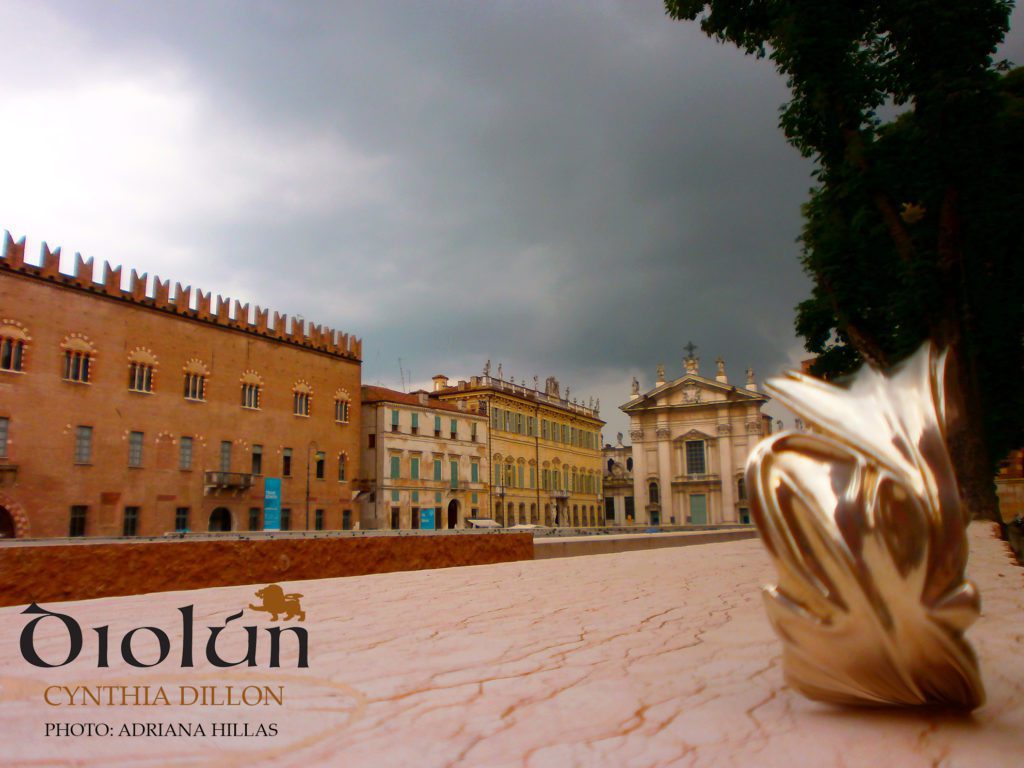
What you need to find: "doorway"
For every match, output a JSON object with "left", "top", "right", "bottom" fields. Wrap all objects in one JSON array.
[
  {"left": 690, "top": 494, "right": 708, "bottom": 525},
  {"left": 0, "top": 506, "right": 15, "bottom": 538},
  {"left": 447, "top": 499, "right": 459, "bottom": 530},
  {"left": 209, "top": 507, "right": 232, "bottom": 532}
]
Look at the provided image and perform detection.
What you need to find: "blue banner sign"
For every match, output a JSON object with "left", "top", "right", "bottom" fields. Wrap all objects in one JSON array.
[
  {"left": 420, "top": 508, "right": 435, "bottom": 530},
  {"left": 263, "top": 478, "right": 282, "bottom": 531}
]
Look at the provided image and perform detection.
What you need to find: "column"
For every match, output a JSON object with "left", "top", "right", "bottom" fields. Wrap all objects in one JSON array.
[
  {"left": 656, "top": 423, "right": 673, "bottom": 524},
  {"left": 717, "top": 421, "right": 736, "bottom": 523},
  {"left": 629, "top": 421, "right": 648, "bottom": 524}
]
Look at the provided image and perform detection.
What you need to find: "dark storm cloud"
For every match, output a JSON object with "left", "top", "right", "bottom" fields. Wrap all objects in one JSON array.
[{"left": 15, "top": 1, "right": 1024, "bottom": 437}]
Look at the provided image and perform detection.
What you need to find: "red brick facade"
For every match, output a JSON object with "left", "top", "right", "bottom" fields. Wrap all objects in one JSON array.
[{"left": 0, "top": 233, "right": 362, "bottom": 538}]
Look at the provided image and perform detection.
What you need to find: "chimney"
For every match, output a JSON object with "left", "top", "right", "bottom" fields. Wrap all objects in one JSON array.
[
  {"left": 417, "top": 391, "right": 429, "bottom": 405},
  {"left": 432, "top": 374, "right": 449, "bottom": 392},
  {"left": 458, "top": 380, "right": 467, "bottom": 390}
]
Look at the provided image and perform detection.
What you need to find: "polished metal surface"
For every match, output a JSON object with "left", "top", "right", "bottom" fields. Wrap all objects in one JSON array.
[{"left": 746, "top": 343, "right": 984, "bottom": 709}]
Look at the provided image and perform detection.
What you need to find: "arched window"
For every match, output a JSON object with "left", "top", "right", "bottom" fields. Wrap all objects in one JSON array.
[
  {"left": 626, "top": 457, "right": 633, "bottom": 472},
  {"left": 0, "top": 321, "right": 29, "bottom": 372},
  {"left": 61, "top": 334, "right": 95, "bottom": 383},
  {"left": 338, "top": 452, "right": 347, "bottom": 482},
  {"left": 183, "top": 358, "right": 208, "bottom": 401},
  {"left": 127, "top": 348, "right": 158, "bottom": 393},
  {"left": 240, "top": 371, "right": 262, "bottom": 409},
  {"left": 334, "top": 389, "right": 351, "bottom": 423},
  {"left": 607, "top": 458, "right": 614, "bottom": 473},
  {"left": 293, "top": 380, "right": 312, "bottom": 416},
  {"left": 737, "top": 477, "right": 747, "bottom": 501},
  {"left": 649, "top": 481, "right": 660, "bottom": 504}
]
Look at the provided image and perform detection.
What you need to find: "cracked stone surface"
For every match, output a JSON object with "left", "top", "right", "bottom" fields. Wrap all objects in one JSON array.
[{"left": 0, "top": 524, "right": 1021, "bottom": 767}]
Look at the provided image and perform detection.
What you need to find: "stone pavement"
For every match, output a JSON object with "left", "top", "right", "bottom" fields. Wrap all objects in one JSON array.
[{"left": 0, "top": 524, "right": 1020, "bottom": 767}]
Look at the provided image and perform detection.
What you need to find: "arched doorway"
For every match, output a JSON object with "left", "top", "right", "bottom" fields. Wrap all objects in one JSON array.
[
  {"left": 495, "top": 502, "right": 504, "bottom": 527},
  {"left": 447, "top": 499, "right": 459, "bottom": 530},
  {"left": 209, "top": 507, "right": 232, "bottom": 532},
  {"left": 0, "top": 506, "right": 15, "bottom": 539}
]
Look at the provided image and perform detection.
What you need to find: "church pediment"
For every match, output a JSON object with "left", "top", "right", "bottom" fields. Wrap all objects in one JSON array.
[
  {"left": 621, "top": 374, "right": 767, "bottom": 412},
  {"left": 672, "top": 428, "right": 716, "bottom": 443}
]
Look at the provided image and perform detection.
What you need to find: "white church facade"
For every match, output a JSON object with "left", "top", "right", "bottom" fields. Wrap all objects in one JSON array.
[{"left": 619, "top": 347, "right": 771, "bottom": 526}]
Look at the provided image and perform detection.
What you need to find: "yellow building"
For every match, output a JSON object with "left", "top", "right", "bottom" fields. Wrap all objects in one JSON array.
[{"left": 432, "top": 368, "right": 604, "bottom": 527}]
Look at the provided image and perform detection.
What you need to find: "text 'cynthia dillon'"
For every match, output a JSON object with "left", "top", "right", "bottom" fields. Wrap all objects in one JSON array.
[{"left": 44, "top": 685, "right": 285, "bottom": 706}]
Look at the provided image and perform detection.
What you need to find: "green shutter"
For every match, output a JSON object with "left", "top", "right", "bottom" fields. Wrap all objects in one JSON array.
[
  {"left": 412, "top": 413, "right": 419, "bottom": 429},
  {"left": 435, "top": 415, "right": 441, "bottom": 433},
  {"left": 471, "top": 462, "right": 479, "bottom": 482},
  {"left": 391, "top": 409, "right": 399, "bottom": 425},
  {"left": 411, "top": 457, "right": 419, "bottom": 479},
  {"left": 434, "top": 458, "right": 442, "bottom": 480},
  {"left": 450, "top": 460, "right": 459, "bottom": 488},
  {"left": 390, "top": 456, "right": 400, "bottom": 478}
]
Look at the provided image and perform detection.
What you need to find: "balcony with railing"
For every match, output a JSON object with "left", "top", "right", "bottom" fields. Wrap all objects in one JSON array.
[
  {"left": 477, "top": 376, "right": 600, "bottom": 418},
  {"left": 204, "top": 471, "right": 254, "bottom": 492}
]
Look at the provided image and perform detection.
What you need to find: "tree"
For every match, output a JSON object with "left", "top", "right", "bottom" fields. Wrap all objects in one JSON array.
[{"left": 666, "top": 1, "right": 1023, "bottom": 523}]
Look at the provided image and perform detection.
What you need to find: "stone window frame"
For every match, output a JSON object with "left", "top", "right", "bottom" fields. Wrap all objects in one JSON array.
[
  {"left": 183, "top": 358, "right": 209, "bottom": 402},
  {"left": 334, "top": 388, "right": 351, "bottom": 423},
  {"left": 61, "top": 333, "right": 96, "bottom": 384},
  {"left": 127, "top": 347, "right": 158, "bottom": 394},
  {"left": 240, "top": 370, "right": 263, "bottom": 410},
  {"left": 293, "top": 379, "right": 313, "bottom": 417},
  {"left": 0, "top": 319, "right": 30, "bottom": 373}
]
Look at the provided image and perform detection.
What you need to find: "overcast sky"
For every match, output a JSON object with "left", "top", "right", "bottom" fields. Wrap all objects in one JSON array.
[{"left": 3, "top": 1, "right": 1021, "bottom": 441}]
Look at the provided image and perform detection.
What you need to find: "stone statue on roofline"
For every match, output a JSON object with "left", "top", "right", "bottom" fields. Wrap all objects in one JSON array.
[
  {"left": 483, "top": 360, "right": 491, "bottom": 377},
  {"left": 631, "top": 377, "right": 640, "bottom": 395}
]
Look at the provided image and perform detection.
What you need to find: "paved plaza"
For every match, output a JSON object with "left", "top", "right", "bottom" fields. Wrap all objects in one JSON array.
[{"left": 1, "top": 526, "right": 1021, "bottom": 767}]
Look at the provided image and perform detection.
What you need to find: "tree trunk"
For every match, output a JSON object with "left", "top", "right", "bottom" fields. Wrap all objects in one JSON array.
[
  {"left": 933, "top": 188, "right": 1002, "bottom": 525},
  {"left": 943, "top": 340, "right": 1001, "bottom": 524}
]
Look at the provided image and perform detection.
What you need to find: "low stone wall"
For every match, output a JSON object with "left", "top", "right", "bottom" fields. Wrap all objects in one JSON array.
[
  {"left": 534, "top": 528, "right": 759, "bottom": 558},
  {"left": 0, "top": 531, "right": 533, "bottom": 607}
]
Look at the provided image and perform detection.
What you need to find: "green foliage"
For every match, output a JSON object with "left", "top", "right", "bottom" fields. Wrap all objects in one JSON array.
[{"left": 666, "top": 1, "right": 1022, "bottom": 470}]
